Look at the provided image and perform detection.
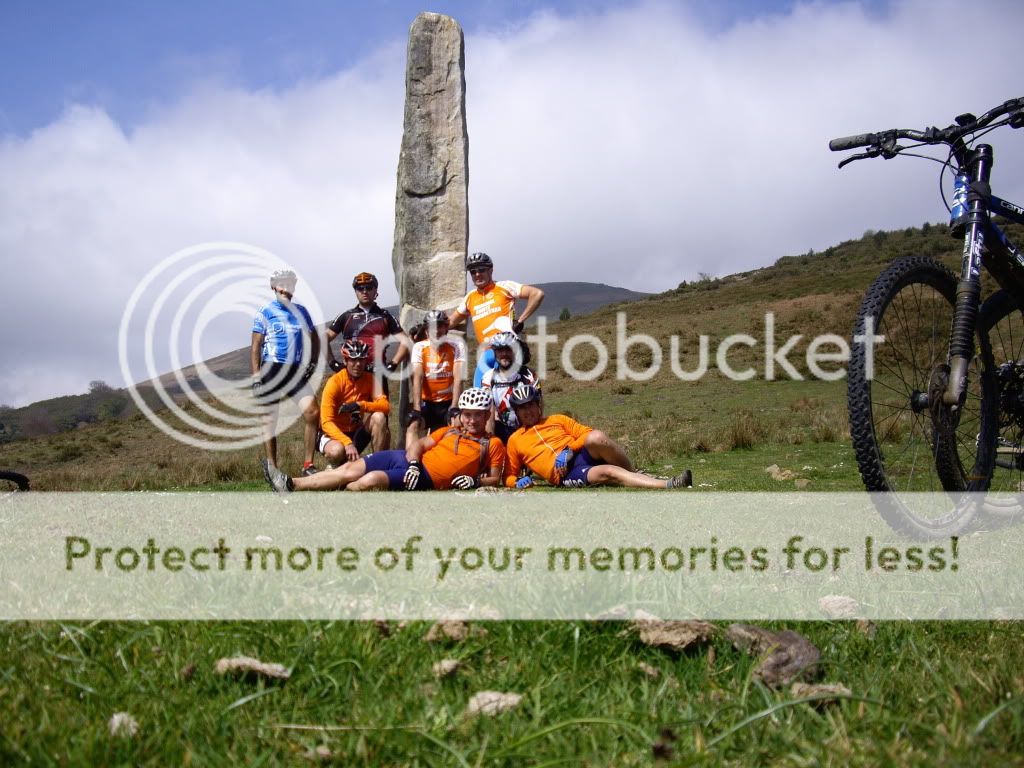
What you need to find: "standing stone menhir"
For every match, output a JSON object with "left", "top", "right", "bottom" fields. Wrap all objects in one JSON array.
[{"left": 391, "top": 12, "right": 469, "bottom": 330}]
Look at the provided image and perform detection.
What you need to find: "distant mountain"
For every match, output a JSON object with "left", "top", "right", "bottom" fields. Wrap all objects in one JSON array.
[{"left": 525, "top": 281, "right": 652, "bottom": 322}]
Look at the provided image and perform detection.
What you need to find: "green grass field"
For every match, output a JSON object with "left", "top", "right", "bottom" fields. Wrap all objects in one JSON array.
[
  {"left": 3, "top": 619, "right": 1023, "bottom": 765},
  {"left": 3, "top": 224, "right": 1024, "bottom": 764}
]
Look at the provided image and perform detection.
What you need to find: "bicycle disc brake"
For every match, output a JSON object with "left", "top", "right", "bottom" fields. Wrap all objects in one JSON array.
[{"left": 996, "top": 361, "right": 1024, "bottom": 470}]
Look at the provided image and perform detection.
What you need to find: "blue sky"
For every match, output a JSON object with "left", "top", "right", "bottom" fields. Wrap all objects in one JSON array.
[
  {"left": 0, "top": 0, "right": 836, "bottom": 135},
  {"left": 0, "top": 0, "right": 1019, "bottom": 406}
]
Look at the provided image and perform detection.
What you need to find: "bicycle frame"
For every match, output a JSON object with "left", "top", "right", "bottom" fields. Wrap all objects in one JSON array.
[{"left": 943, "top": 142, "right": 1024, "bottom": 408}]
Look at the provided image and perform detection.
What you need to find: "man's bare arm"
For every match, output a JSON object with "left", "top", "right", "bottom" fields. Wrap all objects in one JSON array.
[{"left": 516, "top": 284, "right": 545, "bottom": 326}]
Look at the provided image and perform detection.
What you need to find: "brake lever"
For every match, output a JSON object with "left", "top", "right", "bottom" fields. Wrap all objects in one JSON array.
[{"left": 837, "top": 148, "right": 880, "bottom": 169}]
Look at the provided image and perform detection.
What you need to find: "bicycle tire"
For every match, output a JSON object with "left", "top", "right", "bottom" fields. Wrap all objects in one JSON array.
[
  {"left": 976, "top": 289, "right": 1024, "bottom": 523},
  {"left": 0, "top": 470, "right": 30, "bottom": 491},
  {"left": 848, "top": 256, "right": 995, "bottom": 537}
]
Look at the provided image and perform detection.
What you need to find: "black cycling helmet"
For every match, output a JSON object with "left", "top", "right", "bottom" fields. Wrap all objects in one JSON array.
[
  {"left": 465, "top": 252, "right": 493, "bottom": 271},
  {"left": 352, "top": 272, "right": 379, "bottom": 290},
  {"left": 509, "top": 382, "right": 541, "bottom": 406},
  {"left": 341, "top": 339, "right": 370, "bottom": 359}
]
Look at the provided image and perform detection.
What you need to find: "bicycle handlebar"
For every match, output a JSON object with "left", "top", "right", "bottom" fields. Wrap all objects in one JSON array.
[
  {"left": 829, "top": 97, "right": 1024, "bottom": 154},
  {"left": 829, "top": 132, "right": 879, "bottom": 151}
]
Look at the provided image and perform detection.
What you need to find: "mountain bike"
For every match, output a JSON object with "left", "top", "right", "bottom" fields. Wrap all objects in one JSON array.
[
  {"left": 0, "top": 470, "right": 30, "bottom": 492},
  {"left": 831, "top": 97, "right": 1024, "bottom": 537}
]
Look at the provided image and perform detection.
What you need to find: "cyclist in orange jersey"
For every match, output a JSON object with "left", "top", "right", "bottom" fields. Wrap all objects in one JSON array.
[
  {"left": 315, "top": 339, "right": 390, "bottom": 467},
  {"left": 502, "top": 384, "right": 692, "bottom": 490},
  {"left": 262, "top": 388, "right": 505, "bottom": 493},
  {"left": 446, "top": 252, "right": 545, "bottom": 386},
  {"left": 406, "top": 309, "right": 467, "bottom": 447}
]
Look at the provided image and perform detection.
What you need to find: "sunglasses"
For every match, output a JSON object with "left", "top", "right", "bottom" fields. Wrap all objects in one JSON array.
[
  {"left": 354, "top": 285, "right": 376, "bottom": 292},
  {"left": 468, "top": 267, "right": 491, "bottom": 275}
]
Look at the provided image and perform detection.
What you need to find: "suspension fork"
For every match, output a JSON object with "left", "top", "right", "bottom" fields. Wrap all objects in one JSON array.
[{"left": 945, "top": 144, "right": 993, "bottom": 407}]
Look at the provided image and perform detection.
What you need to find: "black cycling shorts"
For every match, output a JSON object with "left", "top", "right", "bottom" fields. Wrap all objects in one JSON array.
[
  {"left": 419, "top": 400, "right": 454, "bottom": 431},
  {"left": 256, "top": 363, "right": 312, "bottom": 404}
]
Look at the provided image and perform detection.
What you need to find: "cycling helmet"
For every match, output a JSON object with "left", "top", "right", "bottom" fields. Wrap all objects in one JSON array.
[
  {"left": 341, "top": 339, "right": 370, "bottom": 359},
  {"left": 457, "top": 387, "right": 492, "bottom": 411},
  {"left": 352, "top": 272, "right": 379, "bottom": 290},
  {"left": 270, "top": 269, "right": 297, "bottom": 288},
  {"left": 465, "top": 252, "right": 493, "bottom": 271},
  {"left": 423, "top": 309, "right": 449, "bottom": 326},
  {"left": 509, "top": 382, "right": 541, "bottom": 406},
  {"left": 489, "top": 331, "right": 518, "bottom": 349}
]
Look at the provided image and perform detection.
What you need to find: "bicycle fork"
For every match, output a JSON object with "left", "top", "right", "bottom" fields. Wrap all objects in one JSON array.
[{"left": 944, "top": 145, "right": 992, "bottom": 410}]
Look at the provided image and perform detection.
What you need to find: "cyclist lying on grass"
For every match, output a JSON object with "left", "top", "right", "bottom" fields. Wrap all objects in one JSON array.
[
  {"left": 503, "top": 383, "right": 692, "bottom": 490},
  {"left": 263, "top": 388, "right": 505, "bottom": 493}
]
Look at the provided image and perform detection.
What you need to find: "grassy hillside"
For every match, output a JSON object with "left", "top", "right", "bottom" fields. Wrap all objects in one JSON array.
[{"left": 4, "top": 220, "right": 1014, "bottom": 491}]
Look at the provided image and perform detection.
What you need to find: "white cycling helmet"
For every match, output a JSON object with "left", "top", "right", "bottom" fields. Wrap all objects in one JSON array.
[
  {"left": 270, "top": 269, "right": 297, "bottom": 288},
  {"left": 489, "top": 331, "right": 518, "bottom": 349},
  {"left": 457, "top": 387, "right": 492, "bottom": 411}
]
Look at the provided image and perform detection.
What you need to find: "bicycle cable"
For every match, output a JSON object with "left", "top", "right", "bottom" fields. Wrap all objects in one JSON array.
[{"left": 936, "top": 118, "right": 1014, "bottom": 213}]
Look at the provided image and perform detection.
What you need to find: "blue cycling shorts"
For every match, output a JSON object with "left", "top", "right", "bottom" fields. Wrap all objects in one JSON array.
[
  {"left": 362, "top": 450, "right": 434, "bottom": 490},
  {"left": 560, "top": 448, "right": 600, "bottom": 488}
]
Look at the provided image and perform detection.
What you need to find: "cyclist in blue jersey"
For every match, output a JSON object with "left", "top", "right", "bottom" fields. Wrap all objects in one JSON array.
[{"left": 251, "top": 268, "right": 321, "bottom": 475}]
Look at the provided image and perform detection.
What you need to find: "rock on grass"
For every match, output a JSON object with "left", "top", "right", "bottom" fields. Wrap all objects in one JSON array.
[
  {"left": 766, "top": 464, "right": 796, "bottom": 481},
  {"left": 463, "top": 691, "right": 522, "bottom": 718},
  {"left": 423, "top": 620, "right": 487, "bottom": 643},
  {"left": 214, "top": 656, "right": 291, "bottom": 681},
  {"left": 432, "top": 659, "right": 461, "bottom": 678},
  {"left": 108, "top": 712, "right": 139, "bottom": 738},
  {"left": 791, "top": 681, "right": 853, "bottom": 704},
  {"left": 631, "top": 618, "right": 717, "bottom": 652},
  {"left": 819, "top": 595, "right": 859, "bottom": 619},
  {"left": 726, "top": 624, "right": 820, "bottom": 687}
]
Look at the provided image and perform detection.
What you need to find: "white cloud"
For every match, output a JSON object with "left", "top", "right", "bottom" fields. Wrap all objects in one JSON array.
[{"left": 1, "top": 0, "right": 1022, "bottom": 405}]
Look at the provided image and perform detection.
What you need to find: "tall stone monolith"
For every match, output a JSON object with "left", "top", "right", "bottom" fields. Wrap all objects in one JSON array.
[{"left": 392, "top": 12, "right": 469, "bottom": 332}]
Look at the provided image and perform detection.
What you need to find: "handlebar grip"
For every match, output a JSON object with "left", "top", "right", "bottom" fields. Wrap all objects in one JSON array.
[{"left": 829, "top": 132, "right": 879, "bottom": 151}]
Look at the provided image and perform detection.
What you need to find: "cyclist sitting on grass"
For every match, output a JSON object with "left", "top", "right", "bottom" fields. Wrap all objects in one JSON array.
[
  {"left": 503, "top": 383, "right": 692, "bottom": 490},
  {"left": 263, "top": 388, "right": 506, "bottom": 493},
  {"left": 316, "top": 339, "right": 390, "bottom": 467},
  {"left": 446, "top": 252, "right": 545, "bottom": 387}
]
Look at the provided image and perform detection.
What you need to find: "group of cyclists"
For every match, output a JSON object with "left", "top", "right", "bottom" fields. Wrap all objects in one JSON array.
[{"left": 252, "top": 253, "right": 693, "bottom": 494}]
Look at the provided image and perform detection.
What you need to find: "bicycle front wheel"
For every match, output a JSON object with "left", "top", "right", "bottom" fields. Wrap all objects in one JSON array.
[
  {"left": 977, "top": 289, "right": 1024, "bottom": 521},
  {"left": 848, "top": 257, "right": 994, "bottom": 535}
]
